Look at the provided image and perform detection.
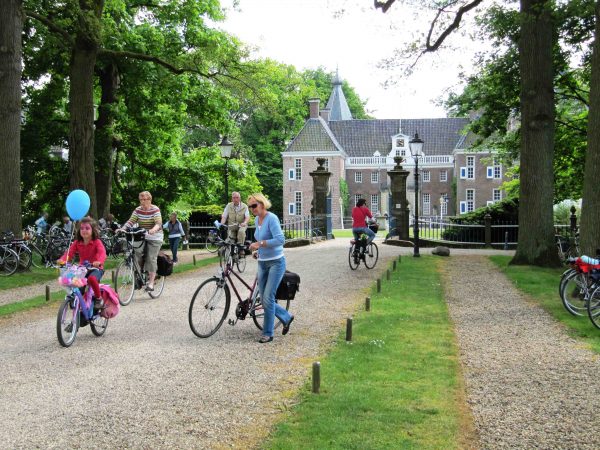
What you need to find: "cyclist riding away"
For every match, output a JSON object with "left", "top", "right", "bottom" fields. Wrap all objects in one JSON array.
[
  {"left": 58, "top": 217, "right": 107, "bottom": 310},
  {"left": 220, "top": 192, "right": 249, "bottom": 247},
  {"left": 351, "top": 198, "right": 376, "bottom": 248}
]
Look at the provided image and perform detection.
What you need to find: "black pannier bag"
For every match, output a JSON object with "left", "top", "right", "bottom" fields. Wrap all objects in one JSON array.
[
  {"left": 275, "top": 270, "right": 301, "bottom": 300},
  {"left": 156, "top": 252, "right": 174, "bottom": 276}
]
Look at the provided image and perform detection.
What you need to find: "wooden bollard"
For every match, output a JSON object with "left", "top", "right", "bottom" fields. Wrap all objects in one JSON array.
[
  {"left": 377, "top": 278, "right": 381, "bottom": 293},
  {"left": 111, "top": 270, "right": 116, "bottom": 286},
  {"left": 365, "top": 297, "right": 371, "bottom": 311},
  {"left": 346, "top": 317, "right": 353, "bottom": 341},
  {"left": 312, "top": 361, "right": 321, "bottom": 394},
  {"left": 393, "top": 260, "right": 397, "bottom": 271},
  {"left": 398, "top": 254, "right": 402, "bottom": 263},
  {"left": 386, "top": 269, "right": 390, "bottom": 281},
  {"left": 45, "top": 285, "right": 50, "bottom": 302},
  {"left": 193, "top": 255, "right": 196, "bottom": 265}
]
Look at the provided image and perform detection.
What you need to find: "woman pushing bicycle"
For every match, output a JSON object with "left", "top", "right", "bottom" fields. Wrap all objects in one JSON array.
[
  {"left": 118, "top": 191, "right": 163, "bottom": 292},
  {"left": 247, "top": 193, "right": 294, "bottom": 343},
  {"left": 58, "top": 217, "right": 106, "bottom": 310}
]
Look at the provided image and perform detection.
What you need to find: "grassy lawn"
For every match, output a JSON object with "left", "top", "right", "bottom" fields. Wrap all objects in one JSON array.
[
  {"left": 0, "top": 256, "right": 219, "bottom": 317},
  {"left": 489, "top": 255, "right": 600, "bottom": 353},
  {"left": 265, "top": 256, "right": 469, "bottom": 450}
]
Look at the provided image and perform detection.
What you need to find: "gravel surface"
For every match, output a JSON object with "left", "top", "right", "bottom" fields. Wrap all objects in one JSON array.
[
  {"left": 0, "top": 239, "right": 404, "bottom": 449},
  {"left": 444, "top": 255, "right": 600, "bottom": 449}
]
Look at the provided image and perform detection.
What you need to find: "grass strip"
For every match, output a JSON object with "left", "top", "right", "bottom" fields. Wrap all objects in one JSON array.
[
  {"left": 265, "top": 256, "right": 465, "bottom": 450},
  {"left": 0, "top": 256, "right": 219, "bottom": 317},
  {"left": 489, "top": 255, "right": 600, "bottom": 353}
]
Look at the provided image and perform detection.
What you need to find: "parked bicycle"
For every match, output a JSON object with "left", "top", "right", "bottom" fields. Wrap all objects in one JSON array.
[
  {"left": 556, "top": 233, "right": 580, "bottom": 264},
  {"left": 1, "top": 230, "right": 33, "bottom": 270},
  {"left": 348, "top": 233, "right": 379, "bottom": 270},
  {"left": 114, "top": 229, "right": 165, "bottom": 305},
  {"left": 204, "top": 226, "right": 220, "bottom": 253},
  {"left": 188, "top": 241, "right": 291, "bottom": 338},
  {"left": 0, "top": 244, "right": 19, "bottom": 276},
  {"left": 559, "top": 256, "right": 600, "bottom": 320},
  {"left": 56, "top": 263, "right": 109, "bottom": 347}
]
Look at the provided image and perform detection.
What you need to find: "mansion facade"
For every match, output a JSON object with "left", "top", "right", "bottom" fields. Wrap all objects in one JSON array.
[{"left": 282, "top": 76, "right": 510, "bottom": 228}]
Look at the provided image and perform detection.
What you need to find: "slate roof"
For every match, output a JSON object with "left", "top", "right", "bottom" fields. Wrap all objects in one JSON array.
[
  {"left": 325, "top": 77, "right": 353, "bottom": 121},
  {"left": 327, "top": 118, "right": 470, "bottom": 157},
  {"left": 285, "top": 117, "right": 345, "bottom": 153}
]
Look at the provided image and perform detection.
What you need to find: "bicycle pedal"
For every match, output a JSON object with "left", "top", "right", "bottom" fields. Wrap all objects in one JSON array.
[{"left": 228, "top": 319, "right": 235, "bottom": 326}]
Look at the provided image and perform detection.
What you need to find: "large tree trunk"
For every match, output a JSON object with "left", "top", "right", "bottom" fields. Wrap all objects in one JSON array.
[
  {"left": 511, "top": 0, "right": 560, "bottom": 266},
  {"left": 67, "top": 0, "right": 104, "bottom": 219},
  {"left": 0, "top": 0, "right": 23, "bottom": 235},
  {"left": 95, "top": 62, "right": 119, "bottom": 219},
  {"left": 579, "top": 0, "right": 600, "bottom": 257}
]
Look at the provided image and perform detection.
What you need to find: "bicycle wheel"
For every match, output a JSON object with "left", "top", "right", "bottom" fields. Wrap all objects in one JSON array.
[
  {"left": 205, "top": 232, "right": 219, "bottom": 253},
  {"left": 558, "top": 268, "right": 575, "bottom": 297},
  {"left": 189, "top": 277, "right": 231, "bottom": 338},
  {"left": 116, "top": 259, "right": 135, "bottom": 306},
  {"left": 219, "top": 245, "right": 231, "bottom": 269},
  {"left": 29, "top": 243, "right": 45, "bottom": 268},
  {"left": 587, "top": 284, "right": 600, "bottom": 329},
  {"left": 251, "top": 293, "right": 291, "bottom": 331},
  {"left": 57, "top": 297, "right": 79, "bottom": 347},
  {"left": 148, "top": 274, "right": 165, "bottom": 298},
  {"left": 90, "top": 314, "right": 109, "bottom": 337},
  {"left": 0, "top": 247, "right": 18, "bottom": 276},
  {"left": 560, "top": 270, "right": 589, "bottom": 316},
  {"left": 236, "top": 251, "right": 247, "bottom": 273},
  {"left": 15, "top": 245, "right": 32, "bottom": 270},
  {"left": 364, "top": 243, "right": 379, "bottom": 269},
  {"left": 348, "top": 244, "right": 360, "bottom": 270}
]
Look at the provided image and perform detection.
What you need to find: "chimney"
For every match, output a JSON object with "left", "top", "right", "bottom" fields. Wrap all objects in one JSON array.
[
  {"left": 320, "top": 108, "right": 330, "bottom": 122},
  {"left": 309, "top": 98, "right": 320, "bottom": 119}
]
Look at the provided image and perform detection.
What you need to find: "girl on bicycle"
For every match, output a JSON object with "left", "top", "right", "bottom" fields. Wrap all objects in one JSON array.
[
  {"left": 351, "top": 198, "right": 376, "bottom": 246},
  {"left": 247, "top": 193, "right": 293, "bottom": 343},
  {"left": 58, "top": 217, "right": 107, "bottom": 309}
]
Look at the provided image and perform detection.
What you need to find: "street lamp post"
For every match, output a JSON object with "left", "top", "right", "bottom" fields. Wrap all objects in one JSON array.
[
  {"left": 219, "top": 136, "right": 233, "bottom": 205},
  {"left": 409, "top": 132, "right": 424, "bottom": 257}
]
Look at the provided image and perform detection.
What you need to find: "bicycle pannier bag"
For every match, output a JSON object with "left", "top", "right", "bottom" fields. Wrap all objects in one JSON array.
[
  {"left": 156, "top": 252, "right": 174, "bottom": 276},
  {"left": 275, "top": 270, "right": 300, "bottom": 300},
  {"left": 99, "top": 284, "right": 121, "bottom": 319}
]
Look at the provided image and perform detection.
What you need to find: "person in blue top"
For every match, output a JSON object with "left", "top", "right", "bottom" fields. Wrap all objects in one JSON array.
[
  {"left": 35, "top": 212, "right": 49, "bottom": 235},
  {"left": 247, "top": 193, "right": 294, "bottom": 343}
]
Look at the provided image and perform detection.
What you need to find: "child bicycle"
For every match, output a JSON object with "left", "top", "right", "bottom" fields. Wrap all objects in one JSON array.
[
  {"left": 188, "top": 240, "right": 291, "bottom": 338},
  {"left": 56, "top": 263, "right": 109, "bottom": 347},
  {"left": 348, "top": 233, "right": 379, "bottom": 270},
  {"left": 114, "top": 228, "right": 165, "bottom": 305}
]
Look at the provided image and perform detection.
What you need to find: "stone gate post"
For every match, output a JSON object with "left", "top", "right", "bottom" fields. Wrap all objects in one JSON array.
[
  {"left": 387, "top": 157, "right": 410, "bottom": 240},
  {"left": 310, "top": 158, "right": 331, "bottom": 239}
]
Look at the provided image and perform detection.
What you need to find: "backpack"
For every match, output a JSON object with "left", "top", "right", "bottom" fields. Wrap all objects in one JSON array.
[
  {"left": 157, "top": 251, "right": 174, "bottom": 276},
  {"left": 99, "top": 284, "right": 121, "bottom": 319},
  {"left": 275, "top": 270, "right": 301, "bottom": 300}
]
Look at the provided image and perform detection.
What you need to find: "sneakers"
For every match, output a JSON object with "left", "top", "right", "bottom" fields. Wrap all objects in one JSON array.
[
  {"left": 145, "top": 284, "right": 154, "bottom": 292},
  {"left": 93, "top": 297, "right": 105, "bottom": 310},
  {"left": 282, "top": 316, "right": 294, "bottom": 335}
]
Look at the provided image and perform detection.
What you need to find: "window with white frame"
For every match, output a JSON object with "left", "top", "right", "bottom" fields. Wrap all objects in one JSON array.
[
  {"left": 294, "top": 158, "right": 302, "bottom": 180},
  {"left": 487, "top": 158, "right": 502, "bottom": 179},
  {"left": 423, "top": 170, "right": 431, "bottom": 182},
  {"left": 466, "top": 189, "right": 475, "bottom": 212},
  {"left": 493, "top": 189, "right": 501, "bottom": 202},
  {"left": 371, "top": 171, "right": 379, "bottom": 183},
  {"left": 295, "top": 191, "right": 302, "bottom": 216},
  {"left": 440, "top": 193, "right": 448, "bottom": 215},
  {"left": 440, "top": 170, "right": 448, "bottom": 182},
  {"left": 467, "top": 156, "right": 475, "bottom": 179},
  {"left": 370, "top": 194, "right": 379, "bottom": 214},
  {"left": 494, "top": 165, "right": 501, "bottom": 179},
  {"left": 355, "top": 171, "right": 363, "bottom": 183},
  {"left": 354, "top": 194, "right": 362, "bottom": 206},
  {"left": 423, "top": 193, "right": 431, "bottom": 215},
  {"left": 395, "top": 148, "right": 406, "bottom": 157},
  {"left": 323, "top": 158, "right": 329, "bottom": 171}
]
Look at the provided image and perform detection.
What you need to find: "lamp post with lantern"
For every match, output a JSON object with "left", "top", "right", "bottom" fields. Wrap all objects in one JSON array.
[
  {"left": 219, "top": 136, "right": 233, "bottom": 205},
  {"left": 409, "top": 132, "right": 424, "bottom": 257}
]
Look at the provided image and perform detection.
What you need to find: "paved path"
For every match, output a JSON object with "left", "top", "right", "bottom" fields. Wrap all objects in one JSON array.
[
  {"left": 0, "top": 239, "right": 404, "bottom": 449},
  {"left": 444, "top": 256, "right": 600, "bottom": 449}
]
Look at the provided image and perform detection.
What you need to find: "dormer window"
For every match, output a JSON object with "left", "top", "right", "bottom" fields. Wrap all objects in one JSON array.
[{"left": 392, "top": 134, "right": 408, "bottom": 158}]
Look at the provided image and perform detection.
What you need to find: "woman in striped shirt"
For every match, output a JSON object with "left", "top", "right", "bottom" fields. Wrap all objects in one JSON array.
[{"left": 121, "top": 191, "right": 163, "bottom": 291}]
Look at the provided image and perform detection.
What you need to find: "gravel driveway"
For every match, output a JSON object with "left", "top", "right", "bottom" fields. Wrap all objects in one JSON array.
[{"left": 0, "top": 239, "right": 401, "bottom": 449}]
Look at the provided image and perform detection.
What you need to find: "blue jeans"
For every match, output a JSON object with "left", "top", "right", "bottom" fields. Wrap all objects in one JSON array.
[
  {"left": 169, "top": 237, "right": 181, "bottom": 262},
  {"left": 257, "top": 256, "right": 292, "bottom": 337},
  {"left": 352, "top": 227, "right": 375, "bottom": 245}
]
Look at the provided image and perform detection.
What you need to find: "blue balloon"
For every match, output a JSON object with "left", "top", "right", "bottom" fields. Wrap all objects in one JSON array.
[{"left": 65, "top": 189, "right": 91, "bottom": 221}]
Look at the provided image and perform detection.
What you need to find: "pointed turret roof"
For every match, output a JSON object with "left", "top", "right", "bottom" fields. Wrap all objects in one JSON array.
[{"left": 325, "top": 70, "right": 353, "bottom": 121}]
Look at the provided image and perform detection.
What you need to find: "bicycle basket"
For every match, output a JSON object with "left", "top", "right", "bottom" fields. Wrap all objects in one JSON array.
[{"left": 58, "top": 265, "right": 88, "bottom": 289}]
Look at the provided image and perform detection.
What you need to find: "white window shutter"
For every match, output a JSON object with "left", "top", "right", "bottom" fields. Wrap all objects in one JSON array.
[
  {"left": 460, "top": 167, "right": 467, "bottom": 179},
  {"left": 288, "top": 203, "right": 295, "bottom": 215},
  {"left": 487, "top": 167, "right": 493, "bottom": 179},
  {"left": 487, "top": 201, "right": 494, "bottom": 206},
  {"left": 288, "top": 169, "right": 295, "bottom": 180},
  {"left": 460, "top": 201, "right": 467, "bottom": 214}
]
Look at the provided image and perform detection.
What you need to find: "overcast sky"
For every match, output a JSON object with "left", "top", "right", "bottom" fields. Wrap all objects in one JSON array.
[{"left": 219, "top": 0, "right": 487, "bottom": 119}]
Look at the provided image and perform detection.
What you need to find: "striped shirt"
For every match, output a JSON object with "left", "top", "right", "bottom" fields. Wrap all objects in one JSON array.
[{"left": 125, "top": 205, "right": 163, "bottom": 242}]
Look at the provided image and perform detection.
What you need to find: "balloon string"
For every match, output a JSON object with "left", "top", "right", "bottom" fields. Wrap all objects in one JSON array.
[{"left": 65, "top": 221, "right": 76, "bottom": 264}]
